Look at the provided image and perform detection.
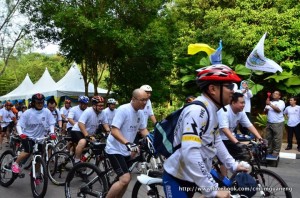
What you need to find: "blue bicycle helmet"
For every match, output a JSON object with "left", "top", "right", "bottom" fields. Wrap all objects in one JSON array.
[{"left": 78, "top": 96, "right": 89, "bottom": 104}]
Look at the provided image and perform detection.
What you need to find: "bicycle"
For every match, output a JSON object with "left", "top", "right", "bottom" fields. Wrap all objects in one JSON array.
[
  {"left": 64, "top": 135, "right": 159, "bottom": 197},
  {"left": 0, "top": 136, "right": 49, "bottom": 198},
  {"left": 131, "top": 140, "right": 293, "bottom": 198}
]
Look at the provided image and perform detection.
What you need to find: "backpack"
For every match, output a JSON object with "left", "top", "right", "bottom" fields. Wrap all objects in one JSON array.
[{"left": 153, "top": 100, "right": 209, "bottom": 158}]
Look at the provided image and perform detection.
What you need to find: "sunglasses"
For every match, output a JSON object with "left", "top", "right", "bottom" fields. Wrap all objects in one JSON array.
[{"left": 222, "top": 83, "right": 235, "bottom": 90}]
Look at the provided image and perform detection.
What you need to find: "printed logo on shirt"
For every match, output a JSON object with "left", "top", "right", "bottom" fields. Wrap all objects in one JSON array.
[
  {"left": 137, "top": 117, "right": 140, "bottom": 123},
  {"left": 182, "top": 135, "right": 201, "bottom": 143},
  {"left": 42, "top": 117, "right": 45, "bottom": 121}
]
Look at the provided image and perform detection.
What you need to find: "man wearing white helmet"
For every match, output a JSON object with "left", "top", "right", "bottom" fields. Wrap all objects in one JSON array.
[
  {"left": 140, "top": 85, "right": 157, "bottom": 127},
  {"left": 103, "top": 98, "right": 117, "bottom": 128}
]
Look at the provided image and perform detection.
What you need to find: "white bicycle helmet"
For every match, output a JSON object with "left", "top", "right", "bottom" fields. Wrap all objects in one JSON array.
[
  {"left": 107, "top": 98, "right": 116, "bottom": 104},
  {"left": 140, "top": 85, "right": 152, "bottom": 92}
]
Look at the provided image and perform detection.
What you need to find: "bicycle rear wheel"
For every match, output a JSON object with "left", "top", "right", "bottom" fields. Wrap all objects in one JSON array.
[
  {"left": 30, "top": 155, "right": 48, "bottom": 198},
  {"left": 47, "top": 151, "right": 74, "bottom": 186},
  {"left": 0, "top": 150, "right": 17, "bottom": 187},
  {"left": 252, "top": 168, "right": 292, "bottom": 198},
  {"left": 132, "top": 171, "right": 165, "bottom": 198},
  {"left": 65, "top": 162, "right": 108, "bottom": 198}
]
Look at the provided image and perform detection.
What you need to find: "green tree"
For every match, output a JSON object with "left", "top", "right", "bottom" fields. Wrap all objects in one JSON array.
[{"left": 20, "top": 0, "right": 174, "bottom": 102}]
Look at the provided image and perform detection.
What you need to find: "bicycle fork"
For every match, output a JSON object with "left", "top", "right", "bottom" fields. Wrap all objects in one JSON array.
[{"left": 31, "top": 155, "right": 43, "bottom": 179}]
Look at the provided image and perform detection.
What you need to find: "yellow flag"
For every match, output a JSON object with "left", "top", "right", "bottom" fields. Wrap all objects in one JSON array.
[{"left": 188, "top": 43, "right": 216, "bottom": 56}]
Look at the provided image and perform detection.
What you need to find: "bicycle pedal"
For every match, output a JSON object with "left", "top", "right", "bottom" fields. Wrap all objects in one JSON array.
[{"left": 18, "top": 173, "right": 25, "bottom": 178}]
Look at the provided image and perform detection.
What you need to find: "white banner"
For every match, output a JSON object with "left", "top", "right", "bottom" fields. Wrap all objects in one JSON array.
[{"left": 245, "top": 33, "right": 282, "bottom": 73}]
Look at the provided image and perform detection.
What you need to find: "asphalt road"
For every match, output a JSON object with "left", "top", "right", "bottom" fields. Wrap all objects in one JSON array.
[{"left": 0, "top": 145, "right": 298, "bottom": 197}]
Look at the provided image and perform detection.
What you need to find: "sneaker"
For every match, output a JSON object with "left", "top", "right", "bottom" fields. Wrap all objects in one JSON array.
[
  {"left": 285, "top": 147, "right": 292, "bottom": 150},
  {"left": 12, "top": 163, "right": 21, "bottom": 174},
  {"left": 34, "top": 178, "right": 41, "bottom": 186}
]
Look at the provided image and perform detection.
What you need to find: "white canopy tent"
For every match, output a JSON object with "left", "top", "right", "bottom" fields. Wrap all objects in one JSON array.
[
  {"left": 54, "top": 63, "right": 108, "bottom": 97},
  {"left": 25, "top": 68, "right": 58, "bottom": 99},
  {"left": 0, "top": 74, "right": 34, "bottom": 101},
  {"left": 0, "top": 64, "right": 109, "bottom": 101}
]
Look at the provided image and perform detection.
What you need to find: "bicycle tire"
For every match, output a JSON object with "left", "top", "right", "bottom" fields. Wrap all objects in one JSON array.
[
  {"left": 132, "top": 170, "right": 164, "bottom": 198},
  {"left": 0, "top": 150, "right": 17, "bottom": 187},
  {"left": 46, "top": 144, "right": 55, "bottom": 162},
  {"left": 30, "top": 155, "right": 48, "bottom": 198},
  {"left": 251, "top": 168, "right": 292, "bottom": 198},
  {"left": 47, "top": 151, "right": 74, "bottom": 186},
  {"left": 65, "top": 162, "right": 108, "bottom": 198}
]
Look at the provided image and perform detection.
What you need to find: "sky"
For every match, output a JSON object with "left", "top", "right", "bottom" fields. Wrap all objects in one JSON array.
[{"left": 33, "top": 44, "right": 60, "bottom": 54}]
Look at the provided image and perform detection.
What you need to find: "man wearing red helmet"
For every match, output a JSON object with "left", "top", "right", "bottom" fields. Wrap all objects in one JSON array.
[
  {"left": 162, "top": 64, "right": 249, "bottom": 198},
  {"left": 71, "top": 95, "right": 110, "bottom": 164},
  {"left": 12, "top": 93, "right": 56, "bottom": 173}
]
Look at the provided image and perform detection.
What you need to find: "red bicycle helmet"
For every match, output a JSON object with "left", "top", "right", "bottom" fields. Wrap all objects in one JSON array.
[
  {"left": 5, "top": 101, "right": 13, "bottom": 107},
  {"left": 32, "top": 93, "right": 45, "bottom": 103},
  {"left": 91, "top": 96, "right": 105, "bottom": 105},
  {"left": 196, "top": 64, "right": 241, "bottom": 89}
]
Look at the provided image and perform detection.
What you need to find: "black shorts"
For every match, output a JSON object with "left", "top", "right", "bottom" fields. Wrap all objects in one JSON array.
[
  {"left": 70, "top": 130, "right": 84, "bottom": 144},
  {"left": 1, "top": 122, "right": 14, "bottom": 133},
  {"left": 106, "top": 153, "right": 131, "bottom": 177},
  {"left": 21, "top": 139, "right": 44, "bottom": 153}
]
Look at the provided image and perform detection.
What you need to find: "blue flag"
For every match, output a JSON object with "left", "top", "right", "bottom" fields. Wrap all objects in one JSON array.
[{"left": 210, "top": 40, "right": 222, "bottom": 64}]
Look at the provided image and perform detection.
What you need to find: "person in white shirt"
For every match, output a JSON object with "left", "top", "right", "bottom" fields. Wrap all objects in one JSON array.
[
  {"left": 140, "top": 85, "right": 157, "bottom": 127},
  {"left": 67, "top": 96, "right": 89, "bottom": 134},
  {"left": 102, "top": 98, "right": 117, "bottom": 128},
  {"left": 12, "top": 93, "right": 56, "bottom": 173},
  {"left": 17, "top": 105, "right": 27, "bottom": 120},
  {"left": 105, "top": 88, "right": 151, "bottom": 198},
  {"left": 163, "top": 65, "right": 248, "bottom": 198},
  {"left": 47, "top": 99, "right": 62, "bottom": 130},
  {"left": 60, "top": 99, "right": 72, "bottom": 134},
  {"left": 283, "top": 96, "right": 300, "bottom": 151},
  {"left": 264, "top": 90, "right": 285, "bottom": 157},
  {"left": 71, "top": 96, "right": 110, "bottom": 164},
  {"left": 239, "top": 80, "right": 253, "bottom": 135},
  {"left": 218, "top": 92, "right": 264, "bottom": 176},
  {"left": 0, "top": 101, "right": 16, "bottom": 149}
]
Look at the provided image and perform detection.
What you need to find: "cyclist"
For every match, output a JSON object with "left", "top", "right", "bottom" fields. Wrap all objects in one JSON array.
[
  {"left": 71, "top": 96, "right": 110, "bottom": 164},
  {"left": 12, "top": 93, "right": 56, "bottom": 173},
  {"left": 60, "top": 99, "right": 72, "bottom": 135},
  {"left": 140, "top": 85, "right": 157, "bottom": 127},
  {"left": 47, "top": 99, "right": 62, "bottom": 132},
  {"left": 105, "top": 88, "right": 151, "bottom": 198},
  {"left": 0, "top": 101, "right": 17, "bottom": 149},
  {"left": 103, "top": 98, "right": 117, "bottom": 128},
  {"left": 163, "top": 64, "right": 249, "bottom": 198},
  {"left": 217, "top": 92, "right": 266, "bottom": 176},
  {"left": 67, "top": 96, "right": 89, "bottom": 134}
]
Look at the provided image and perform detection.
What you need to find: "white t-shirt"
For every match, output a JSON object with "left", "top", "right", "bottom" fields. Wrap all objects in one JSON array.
[
  {"left": 67, "top": 105, "right": 84, "bottom": 129},
  {"left": 163, "top": 95, "right": 238, "bottom": 198},
  {"left": 17, "top": 108, "right": 56, "bottom": 139},
  {"left": 141, "top": 99, "right": 154, "bottom": 127},
  {"left": 242, "top": 89, "right": 253, "bottom": 113},
  {"left": 217, "top": 105, "right": 252, "bottom": 140},
  {"left": 105, "top": 103, "right": 146, "bottom": 156},
  {"left": 60, "top": 106, "right": 71, "bottom": 121},
  {"left": 265, "top": 100, "right": 285, "bottom": 123},
  {"left": 71, "top": 107, "right": 108, "bottom": 135},
  {"left": 103, "top": 107, "right": 117, "bottom": 127},
  {"left": 50, "top": 108, "right": 62, "bottom": 123},
  {"left": 0, "top": 108, "right": 16, "bottom": 127},
  {"left": 284, "top": 105, "right": 300, "bottom": 127}
]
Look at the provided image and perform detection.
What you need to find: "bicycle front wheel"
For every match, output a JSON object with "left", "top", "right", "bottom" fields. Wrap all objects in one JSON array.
[
  {"left": 65, "top": 162, "right": 108, "bottom": 198},
  {"left": 47, "top": 151, "right": 74, "bottom": 186},
  {"left": 132, "top": 171, "right": 165, "bottom": 198},
  {"left": 252, "top": 168, "right": 292, "bottom": 198},
  {"left": 0, "top": 150, "right": 17, "bottom": 187},
  {"left": 30, "top": 155, "right": 48, "bottom": 198}
]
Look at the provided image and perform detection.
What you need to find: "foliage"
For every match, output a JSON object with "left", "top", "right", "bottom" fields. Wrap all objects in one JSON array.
[
  {"left": 254, "top": 113, "right": 268, "bottom": 129},
  {"left": 20, "top": 0, "right": 174, "bottom": 102},
  {"left": 0, "top": 53, "right": 68, "bottom": 96}
]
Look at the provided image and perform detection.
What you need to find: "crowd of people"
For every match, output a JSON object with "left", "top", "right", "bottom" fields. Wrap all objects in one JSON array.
[{"left": 0, "top": 65, "right": 298, "bottom": 197}]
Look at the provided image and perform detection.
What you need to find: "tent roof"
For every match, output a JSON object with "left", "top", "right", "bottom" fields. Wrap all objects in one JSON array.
[
  {"left": 25, "top": 68, "right": 57, "bottom": 99},
  {"left": 55, "top": 63, "right": 108, "bottom": 97},
  {"left": 0, "top": 74, "right": 34, "bottom": 101}
]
